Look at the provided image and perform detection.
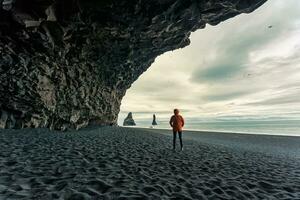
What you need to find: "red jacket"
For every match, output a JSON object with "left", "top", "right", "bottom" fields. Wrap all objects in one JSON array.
[{"left": 169, "top": 114, "right": 184, "bottom": 132}]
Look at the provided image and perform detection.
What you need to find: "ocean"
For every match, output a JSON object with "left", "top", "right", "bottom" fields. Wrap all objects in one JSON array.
[{"left": 127, "top": 119, "right": 300, "bottom": 136}]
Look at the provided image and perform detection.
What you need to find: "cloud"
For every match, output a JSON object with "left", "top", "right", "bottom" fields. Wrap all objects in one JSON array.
[
  {"left": 190, "top": 0, "right": 300, "bottom": 83},
  {"left": 246, "top": 95, "right": 300, "bottom": 106},
  {"left": 202, "top": 90, "right": 250, "bottom": 101},
  {"left": 243, "top": 86, "right": 300, "bottom": 106}
]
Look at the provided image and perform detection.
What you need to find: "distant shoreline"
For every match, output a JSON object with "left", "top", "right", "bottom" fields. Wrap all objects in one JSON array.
[
  {"left": 121, "top": 126, "right": 300, "bottom": 137},
  {"left": 123, "top": 126, "right": 300, "bottom": 159}
]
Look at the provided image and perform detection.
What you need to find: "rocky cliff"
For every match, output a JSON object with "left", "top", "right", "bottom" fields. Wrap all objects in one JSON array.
[
  {"left": 123, "top": 112, "right": 136, "bottom": 126},
  {"left": 0, "top": 0, "right": 267, "bottom": 130}
]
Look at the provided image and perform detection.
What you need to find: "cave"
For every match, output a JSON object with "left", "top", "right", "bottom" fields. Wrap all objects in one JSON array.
[{"left": 0, "top": 0, "right": 267, "bottom": 130}]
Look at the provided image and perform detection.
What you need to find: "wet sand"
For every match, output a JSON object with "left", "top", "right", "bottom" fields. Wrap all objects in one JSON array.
[{"left": 0, "top": 126, "right": 299, "bottom": 199}]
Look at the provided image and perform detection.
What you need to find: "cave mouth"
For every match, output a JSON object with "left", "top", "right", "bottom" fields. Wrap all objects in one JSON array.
[
  {"left": 0, "top": 0, "right": 267, "bottom": 130},
  {"left": 118, "top": 0, "right": 300, "bottom": 136}
]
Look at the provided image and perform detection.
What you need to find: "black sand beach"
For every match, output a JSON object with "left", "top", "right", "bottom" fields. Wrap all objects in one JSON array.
[{"left": 0, "top": 127, "right": 300, "bottom": 199}]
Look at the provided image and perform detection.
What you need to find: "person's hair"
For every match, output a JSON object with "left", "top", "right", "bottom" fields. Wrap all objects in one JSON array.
[{"left": 174, "top": 109, "right": 179, "bottom": 113}]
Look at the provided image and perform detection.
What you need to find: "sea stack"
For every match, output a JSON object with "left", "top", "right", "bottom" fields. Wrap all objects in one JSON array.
[
  {"left": 152, "top": 114, "right": 158, "bottom": 126},
  {"left": 123, "top": 112, "right": 136, "bottom": 126}
]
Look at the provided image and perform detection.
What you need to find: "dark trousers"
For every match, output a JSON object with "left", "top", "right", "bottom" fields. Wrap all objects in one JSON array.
[{"left": 173, "top": 131, "right": 183, "bottom": 149}]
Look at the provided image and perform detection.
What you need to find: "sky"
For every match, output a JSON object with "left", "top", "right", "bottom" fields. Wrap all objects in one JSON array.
[{"left": 118, "top": 0, "right": 300, "bottom": 125}]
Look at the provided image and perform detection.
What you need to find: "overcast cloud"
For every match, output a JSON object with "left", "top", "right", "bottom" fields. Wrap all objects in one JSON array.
[{"left": 119, "top": 0, "right": 300, "bottom": 124}]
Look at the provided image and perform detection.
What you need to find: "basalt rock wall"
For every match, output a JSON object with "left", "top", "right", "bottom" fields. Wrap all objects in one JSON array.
[{"left": 0, "top": 0, "right": 267, "bottom": 130}]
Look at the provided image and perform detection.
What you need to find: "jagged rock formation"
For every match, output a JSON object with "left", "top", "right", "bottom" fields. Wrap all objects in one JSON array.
[
  {"left": 0, "top": 0, "right": 267, "bottom": 130},
  {"left": 123, "top": 112, "right": 136, "bottom": 126},
  {"left": 152, "top": 114, "right": 158, "bottom": 126}
]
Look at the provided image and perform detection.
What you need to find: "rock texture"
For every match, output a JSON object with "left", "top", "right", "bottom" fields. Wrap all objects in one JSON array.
[
  {"left": 0, "top": 0, "right": 267, "bottom": 130},
  {"left": 123, "top": 112, "right": 136, "bottom": 126},
  {"left": 152, "top": 114, "right": 158, "bottom": 126}
]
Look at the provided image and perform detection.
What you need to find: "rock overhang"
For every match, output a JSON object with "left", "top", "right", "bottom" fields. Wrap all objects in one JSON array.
[{"left": 0, "top": 0, "right": 267, "bottom": 130}]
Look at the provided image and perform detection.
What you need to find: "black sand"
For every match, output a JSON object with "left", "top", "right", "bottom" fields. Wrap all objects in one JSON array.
[{"left": 0, "top": 127, "right": 299, "bottom": 199}]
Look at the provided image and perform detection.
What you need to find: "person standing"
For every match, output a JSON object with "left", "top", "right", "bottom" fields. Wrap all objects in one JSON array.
[{"left": 169, "top": 109, "right": 185, "bottom": 151}]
